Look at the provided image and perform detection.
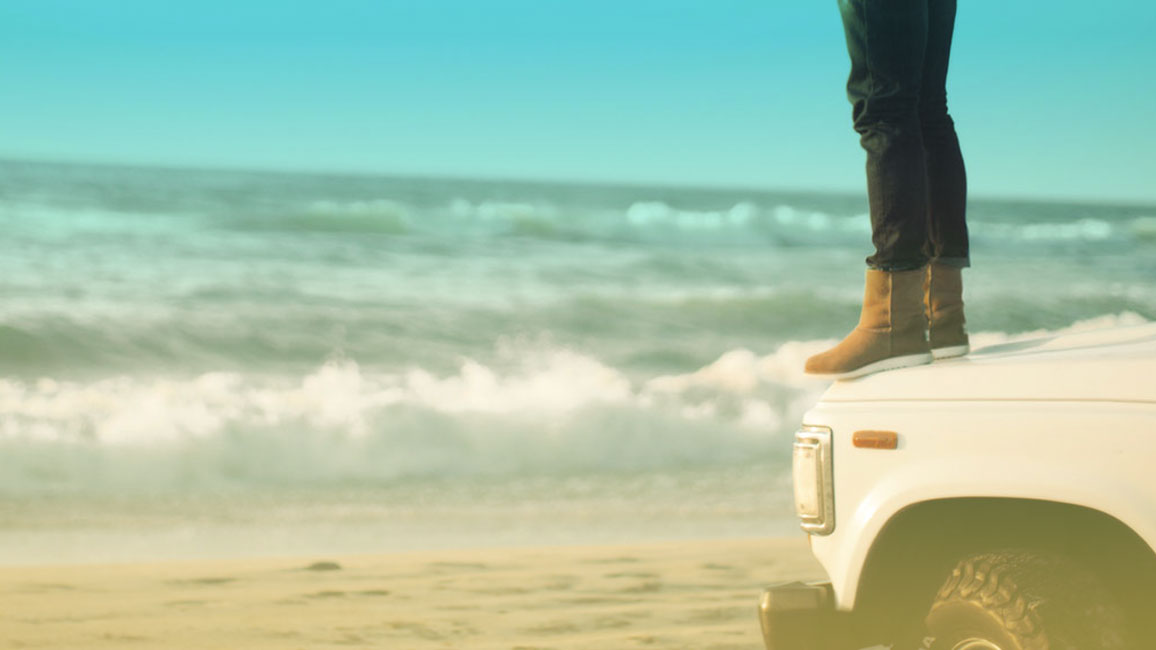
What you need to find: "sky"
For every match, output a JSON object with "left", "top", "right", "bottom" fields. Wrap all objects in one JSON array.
[{"left": 1, "top": 1, "right": 1154, "bottom": 202}]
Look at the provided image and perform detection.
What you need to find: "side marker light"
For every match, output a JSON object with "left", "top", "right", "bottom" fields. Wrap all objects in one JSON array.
[{"left": 853, "top": 430, "right": 899, "bottom": 450}]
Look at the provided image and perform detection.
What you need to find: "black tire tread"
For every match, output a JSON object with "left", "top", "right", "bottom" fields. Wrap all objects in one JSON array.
[
  {"left": 930, "top": 554, "right": 1047, "bottom": 649},
  {"left": 927, "top": 551, "right": 1127, "bottom": 650}
]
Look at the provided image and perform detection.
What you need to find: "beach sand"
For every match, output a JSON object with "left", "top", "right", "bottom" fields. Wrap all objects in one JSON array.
[{"left": 0, "top": 537, "right": 821, "bottom": 649}]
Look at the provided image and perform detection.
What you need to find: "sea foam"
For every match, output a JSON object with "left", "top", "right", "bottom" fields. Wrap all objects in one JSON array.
[{"left": 1, "top": 314, "right": 1145, "bottom": 497}]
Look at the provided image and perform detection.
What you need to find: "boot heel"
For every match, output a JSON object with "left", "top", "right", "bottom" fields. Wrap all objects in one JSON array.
[{"left": 932, "top": 344, "right": 969, "bottom": 360}]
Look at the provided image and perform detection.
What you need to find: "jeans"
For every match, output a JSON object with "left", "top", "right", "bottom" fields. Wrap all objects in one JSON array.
[{"left": 838, "top": 0, "right": 970, "bottom": 271}]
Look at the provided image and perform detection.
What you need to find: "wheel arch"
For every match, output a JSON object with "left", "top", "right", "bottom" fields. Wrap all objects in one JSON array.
[{"left": 850, "top": 497, "right": 1156, "bottom": 642}]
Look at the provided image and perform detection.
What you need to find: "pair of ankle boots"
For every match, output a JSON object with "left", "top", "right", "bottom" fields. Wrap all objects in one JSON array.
[{"left": 804, "top": 263, "right": 968, "bottom": 379}]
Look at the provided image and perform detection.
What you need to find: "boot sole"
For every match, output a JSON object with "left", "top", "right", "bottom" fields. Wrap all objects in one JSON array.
[
  {"left": 932, "top": 344, "right": 970, "bottom": 360},
  {"left": 806, "top": 352, "right": 933, "bottom": 380}
]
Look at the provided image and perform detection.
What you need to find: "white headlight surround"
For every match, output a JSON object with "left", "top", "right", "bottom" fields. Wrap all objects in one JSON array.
[{"left": 793, "top": 425, "right": 834, "bottom": 535}]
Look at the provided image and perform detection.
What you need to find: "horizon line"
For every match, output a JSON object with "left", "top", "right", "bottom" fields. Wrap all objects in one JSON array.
[{"left": 3, "top": 154, "right": 1154, "bottom": 210}]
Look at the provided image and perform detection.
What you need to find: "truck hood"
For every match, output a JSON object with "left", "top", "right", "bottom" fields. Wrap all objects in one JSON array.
[{"left": 821, "top": 322, "right": 1156, "bottom": 403}]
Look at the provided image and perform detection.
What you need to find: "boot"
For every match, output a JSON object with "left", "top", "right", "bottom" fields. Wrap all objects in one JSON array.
[
  {"left": 805, "top": 268, "right": 932, "bottom": 379},
  {"left": 925, "top": 263, "right": 969, "bottom": 359}
]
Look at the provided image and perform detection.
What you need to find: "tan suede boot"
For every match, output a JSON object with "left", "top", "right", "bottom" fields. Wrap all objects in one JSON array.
[
  {"left": 925, "top": 262, "right": 969, "bottom": 359},
  {"left": 805, "top": 268, "right": 932, "bottom": 379}
]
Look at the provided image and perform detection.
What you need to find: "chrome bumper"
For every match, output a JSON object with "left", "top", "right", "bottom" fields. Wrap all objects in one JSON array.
[{"left": 758, "top": 581, "right": 846, "bottom": 650}]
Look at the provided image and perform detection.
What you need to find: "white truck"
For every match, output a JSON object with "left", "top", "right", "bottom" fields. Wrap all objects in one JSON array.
[{"left": 759, "top": 323, "right": 1156, "bottom": 650}]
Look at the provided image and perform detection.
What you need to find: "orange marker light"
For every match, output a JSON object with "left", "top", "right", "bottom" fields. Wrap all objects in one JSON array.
[{"left": 853, "top": 430, "right": 899, "bottom": 450}]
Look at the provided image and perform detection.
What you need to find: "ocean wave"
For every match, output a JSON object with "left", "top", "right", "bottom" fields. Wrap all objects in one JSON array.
[
  {"left": 9, "top": 185, "right": 1152, "bottom": 248},
  {"left": 0, "top": 343, "right": 824, "bottom": 496},
  {"left": 3, "top": 284, "right": 1154, "bottom": 378},
  {"left": 222, "top": 199, "right": 411, "bottom": 234},
  {"left": 444, "top": 198, "right": 855, "bottom": 245},
  {"left": 971, "top": 217, "right": 1115, "bottom": 242},
  {"left": 449, "top": 199, "right": 557, "bottom": 223},
  {"left": 0, "top": 315, "right": 345, "bottom": 376},
  {"left": 965, "top": 214, "right": 1156, "bottom": 245},
  {"left": 441, "top": 198, "right": 615, "bottom": 242},
  {"left": 2, "top": 313, "right": 1145, "bottom": 497},
  {"left": 0, "top": 290, "right": 846, "bottom": 378},
  {"left": 437, "top": 199, "right": 1151, "bottom": 247},
  {"left": 626, "top": 201, "right": 758, "bottom": 230}
]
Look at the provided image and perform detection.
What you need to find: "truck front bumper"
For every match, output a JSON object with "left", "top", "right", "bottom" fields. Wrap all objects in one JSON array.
[{"left": 758, "top": 581, "right": 847, "bottom": 650}]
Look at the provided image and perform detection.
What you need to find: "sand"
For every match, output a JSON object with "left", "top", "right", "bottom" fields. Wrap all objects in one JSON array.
[{"left": 0, "top": 537, "right": 822, "bottom": 649}]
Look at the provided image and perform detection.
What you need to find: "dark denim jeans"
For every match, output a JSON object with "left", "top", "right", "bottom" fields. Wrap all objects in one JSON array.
[{"left": 839, "top": 0, "right": 970, "bottom": 271}]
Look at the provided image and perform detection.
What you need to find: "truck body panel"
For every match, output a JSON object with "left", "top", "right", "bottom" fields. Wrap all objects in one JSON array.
[{"left": 797, "top": 323, "right": 1156, "bottom": 610}]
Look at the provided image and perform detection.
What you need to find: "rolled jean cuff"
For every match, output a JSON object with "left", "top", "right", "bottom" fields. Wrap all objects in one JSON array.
[
  {"left": 932, "top": 256, "right": 970, "bottom": 269},
  {"left": 867, "top": 260, "right": 928, "bottom": 272}
]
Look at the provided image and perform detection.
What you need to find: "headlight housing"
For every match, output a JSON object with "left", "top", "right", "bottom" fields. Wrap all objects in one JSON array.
[{"left": 793, "top": 425, "right": 834, "bottom": 535}]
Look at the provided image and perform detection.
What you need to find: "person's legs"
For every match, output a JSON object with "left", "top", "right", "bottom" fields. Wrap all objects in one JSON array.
[
  {"left": 919, "top": 0, "right": 970, "bottom": 358},
  {"left": 920, "top": 0, "right": 968, "bottom": 269},
  {"left": 839, "top": 0, "right": 930, "bottom": 271},
  {"left": 807, "top": 0, "right": 934, "bottom": 378}
]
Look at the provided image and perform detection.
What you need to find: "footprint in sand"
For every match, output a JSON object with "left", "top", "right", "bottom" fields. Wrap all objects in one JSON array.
[
  {"left": 387, "top": 621, "right": 444, "bottom": 640},
  {"left": 356, "top": 589, "right": 391, "bottom": 597},
  {"left": 166, "top": 577, "right": 237, "bottom": 586},
  {"left": 605, "top": 571, "right": 659, "bottom": 579},
  {"left": 304, "top": 590, "right": 347, "bottom": 599},
  {"left": 618, "top": 579, "right": 663, "bottom": 594}
]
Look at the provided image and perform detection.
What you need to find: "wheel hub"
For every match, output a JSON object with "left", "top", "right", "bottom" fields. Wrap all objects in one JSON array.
[{"left": 951, "top": 639, "right": 1003, "bottom": 650}]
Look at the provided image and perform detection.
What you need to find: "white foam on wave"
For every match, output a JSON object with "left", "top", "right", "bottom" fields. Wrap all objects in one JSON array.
[
  {"left": 0, "top": 346, "right": 814, "bottom": 494},
  {"left": 770, "top": 205, "right": 873, "bottom": 235},
  {"left": 277, "top": 199, "right": 1156, "bottom": 247},
  {"left": 0, "top": 344, "right": 820, "bottom": 445},
  {"left": 449, "top": 199, "right": 557, "bottom": 222},
  {"left": 405, "top": 350, "right": 632, "bottom": 415},
  {"left": 0, "top": 313, "right": 1147, "bottom": 494},
  {"left": 971, "top": 218, "right": 1116, "bottom": 242},
  {"left": 625, "top": 202, "right": 758, "bottom": 230},
  {"left": 643, "top": 346, "right": 832, "bottom": 430}
]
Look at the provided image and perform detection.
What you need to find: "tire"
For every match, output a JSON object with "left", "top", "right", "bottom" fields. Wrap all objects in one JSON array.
[{"left": 921, "top": 551, "right": 1128, "bottom": 650}]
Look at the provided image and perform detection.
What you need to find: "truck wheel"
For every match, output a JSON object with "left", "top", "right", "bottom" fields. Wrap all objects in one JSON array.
[{"left": 922, "top": 551, "right": 1127, "bottom": 650}]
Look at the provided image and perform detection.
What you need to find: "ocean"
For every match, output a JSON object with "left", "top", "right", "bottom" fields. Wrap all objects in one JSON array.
[{"left": 2, "top": 159, "right": 1154, "bottom": 564}]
